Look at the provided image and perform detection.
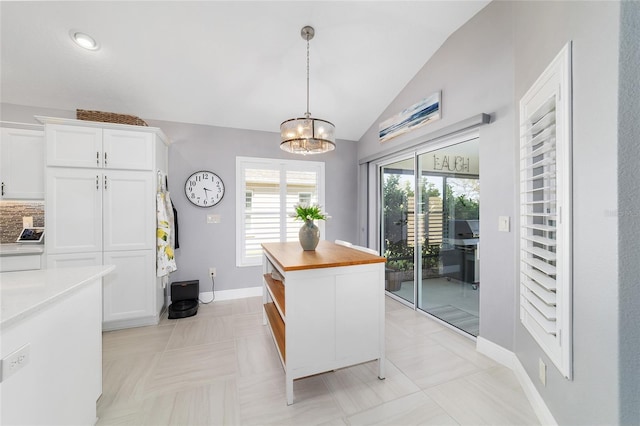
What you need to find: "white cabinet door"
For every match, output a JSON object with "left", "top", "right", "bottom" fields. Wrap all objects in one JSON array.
[
  {"left": 46, "top": 252, "right": 102, "bottom": 269},
  {"left": 46, "top": 168, "right": 102, "bottom": 254},
  {"left": 46, "top": 124, "right": 102, "bottom": 168},
  {"left": 103, "top": 171, "right": 154, "bottom": 251},
  {"left": 0, "top": 128, "right": 45, "bottom": 199},
  {"left": 103, "top": 129, "right": 153, "bottom": 171},
  {"left": 103, "top": 250, "right": 155, "bottom": 323},
  {"left": 335, "top": 270, "right": 382, "bottom": 362}
]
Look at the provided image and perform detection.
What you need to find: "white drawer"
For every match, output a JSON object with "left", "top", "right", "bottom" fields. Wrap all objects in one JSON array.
[{"left": 0, "top": 254, "right": 42, "bottom": 272}]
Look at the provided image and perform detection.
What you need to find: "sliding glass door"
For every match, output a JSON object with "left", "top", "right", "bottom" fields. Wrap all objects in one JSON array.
[
  {"left": 381, "top": 137, "right": 480, "bottom": 336},
  {"left": 381, "top": 158, "right": 415, "bottom": 304}
]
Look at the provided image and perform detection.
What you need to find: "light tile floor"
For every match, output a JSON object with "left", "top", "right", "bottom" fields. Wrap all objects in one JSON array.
[{"left": 97, "top": 296, "right": 540, "bottom": 426}]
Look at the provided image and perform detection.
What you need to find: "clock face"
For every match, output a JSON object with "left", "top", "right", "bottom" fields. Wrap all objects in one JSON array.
[{"left": 184, "top": 171, "right": 225, "bottom": 207}]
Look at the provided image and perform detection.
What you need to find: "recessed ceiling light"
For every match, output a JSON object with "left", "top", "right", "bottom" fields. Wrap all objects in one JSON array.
[{"left": 70, "top": 30, "right": 99, "bottom": 51}]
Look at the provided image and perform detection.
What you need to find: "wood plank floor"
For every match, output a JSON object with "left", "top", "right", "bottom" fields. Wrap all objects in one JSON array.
[{"left": 97, "top": 296, "right": 540, "bottom": 425}]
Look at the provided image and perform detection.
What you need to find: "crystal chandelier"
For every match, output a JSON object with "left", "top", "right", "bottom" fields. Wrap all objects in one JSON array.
[{"left": 280, "top": 26, "right": 336, "bottom": 155}]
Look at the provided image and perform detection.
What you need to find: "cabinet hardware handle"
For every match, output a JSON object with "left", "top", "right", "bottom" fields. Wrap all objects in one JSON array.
[
  {"left": 1, "top": 182, "right": 4, "bottom": 196},
  {"left": 97, "top": 151, "right": 100, "bottom": 166},
  {"left": 104, "top": 152, "right": 108, "bottom": 167},
  {"left": 104, "top": 175, "right": 107, "bottom": 190},
  {"left": 96, "top": 176, "right": 99, "bottom": 190}
]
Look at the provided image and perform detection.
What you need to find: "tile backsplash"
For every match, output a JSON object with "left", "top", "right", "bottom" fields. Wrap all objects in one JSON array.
[{"left": 0, "top": 201, "right": 45, "bottom": 243}]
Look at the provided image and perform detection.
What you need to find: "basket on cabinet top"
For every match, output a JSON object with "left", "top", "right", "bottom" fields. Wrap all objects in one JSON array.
[{"left": 76, "top": 109, "right": 148, "bottom": 126}]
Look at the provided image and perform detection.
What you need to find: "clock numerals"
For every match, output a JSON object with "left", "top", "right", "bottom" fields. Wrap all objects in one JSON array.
[{"left": 185, "top": 171, "right": 225, "bottom": 207}]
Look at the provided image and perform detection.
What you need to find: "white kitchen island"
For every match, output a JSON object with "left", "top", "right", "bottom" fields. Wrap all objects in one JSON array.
[
  {"left": 0, "top": 265, "right": 114, "bottom": 425},
  {"left": 262, "top": 241, "right": 386, "bottom": 405}
]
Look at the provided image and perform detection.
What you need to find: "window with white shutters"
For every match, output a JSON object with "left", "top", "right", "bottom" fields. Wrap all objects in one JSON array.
[
  {"left": 236, "top": 157, "right": 324, "bottom": 266},
  {"left": 519, "top": 43, "right": 573, "bottom": 379}
]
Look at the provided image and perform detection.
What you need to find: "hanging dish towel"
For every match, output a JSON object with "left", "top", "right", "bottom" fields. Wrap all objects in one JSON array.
[{"left": 157, "top": 191, "right": 177, "bottom": 277}]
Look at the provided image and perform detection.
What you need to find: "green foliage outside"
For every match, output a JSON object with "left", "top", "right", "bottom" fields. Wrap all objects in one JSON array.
[{"left": 382, "top": 173, "right": 478, "bottom": 273}]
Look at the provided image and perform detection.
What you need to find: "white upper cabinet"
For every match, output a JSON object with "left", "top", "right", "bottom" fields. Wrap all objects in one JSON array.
[
  {"left": 0, "top": 127, "right": 45, "bottom": 199},
  {"left": 46, "top": 124, "right": 153, "bottom": 170},
  {"left": 46, "top": 124, "right": 102, "bottom": 168},
  {"left": 103, "top": 129, "right": 153, "bottom": 170}
]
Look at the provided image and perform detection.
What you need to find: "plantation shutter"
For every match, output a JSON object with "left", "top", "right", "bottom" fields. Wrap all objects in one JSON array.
[
  {"left": 236, "top": 157, "right": 325, "bottom": 266},
  {"left": 519, "top": 43, "right": 573, "bottom": 379}
]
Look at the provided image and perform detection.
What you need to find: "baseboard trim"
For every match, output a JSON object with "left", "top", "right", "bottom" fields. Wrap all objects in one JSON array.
[
  {"left": 199, "top": 286, "right": 262, "bottom": 302},
  {"left": 102, "top": 315, "right": 159, "bottom": 332},
  {"left": 476, "top": 337, "right": 557, "bottom": 426}
]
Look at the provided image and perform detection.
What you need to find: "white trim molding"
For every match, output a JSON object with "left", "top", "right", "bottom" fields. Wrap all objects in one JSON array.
[
  {"left": 477, "top": 337, "right": 558, "bottom": 426},
  {"left": 199, "top": 285, "right": 262, "bottom": 302}
]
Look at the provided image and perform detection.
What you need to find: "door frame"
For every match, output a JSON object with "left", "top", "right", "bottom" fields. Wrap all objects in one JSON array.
[{"left": 369, "top": 130, "right": 481, "bottom": 312}]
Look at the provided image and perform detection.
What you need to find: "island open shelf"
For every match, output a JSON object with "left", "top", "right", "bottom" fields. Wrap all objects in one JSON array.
[{"left": 262, "top": 240, "right": 386, "bottom": 405}]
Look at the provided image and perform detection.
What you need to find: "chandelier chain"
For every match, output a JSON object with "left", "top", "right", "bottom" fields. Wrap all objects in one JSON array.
[{"left": 306, "top": 33, "right": 310, "bottom": 118}]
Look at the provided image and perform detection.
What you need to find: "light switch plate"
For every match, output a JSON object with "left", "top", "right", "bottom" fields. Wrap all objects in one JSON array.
[
  {"left": 207, "top": 214, "right": 221, "bottom": 224},
  {"left": 498, "top": 216, "right": 510, "bottom": 232},
  {"left": 538, "top": 358, "right": 547, "bottom": 386}
]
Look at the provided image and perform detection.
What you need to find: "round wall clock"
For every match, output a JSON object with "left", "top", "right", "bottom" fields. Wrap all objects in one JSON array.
[{"left": 184, "top": 171, "right": 225, "bottom": 207}]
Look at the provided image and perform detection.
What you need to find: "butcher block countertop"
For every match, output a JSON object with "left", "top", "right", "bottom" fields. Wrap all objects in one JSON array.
[{"left": 261, "top": 240, "right": 386, "bottom": 272}]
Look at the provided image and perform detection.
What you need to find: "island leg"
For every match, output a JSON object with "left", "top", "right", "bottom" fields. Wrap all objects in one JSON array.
[
  {"left": 286, "top": 374, "right": 294, "bottom": 405},
  {"left": 378, "top": 357, "right": 386, "bottom": 380}
]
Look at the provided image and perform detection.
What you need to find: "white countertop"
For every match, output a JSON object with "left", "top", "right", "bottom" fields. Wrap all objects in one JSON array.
[
  {"left": 0, "top": 265, "right": 115, "bottom": 329},
  {"left": 0, "top": 243, "right": 45, "bottom": 256}
]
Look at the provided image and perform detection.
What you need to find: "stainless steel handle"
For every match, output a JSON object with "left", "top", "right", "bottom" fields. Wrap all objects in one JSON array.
[
  {"left": 1, "top": 182, "right": 4, "bottom": 196},
  {"left": 96, "top": 176, "right": 99, "bottom": 190},
  {"left": 104, "top": 175, "right": 107, "bottom": 190},
  {"left": 104, "top": 152, "right": 108, "bottom": 167},
  {"left": 97, "top": 151, "right": 100, "bottom": 166}
]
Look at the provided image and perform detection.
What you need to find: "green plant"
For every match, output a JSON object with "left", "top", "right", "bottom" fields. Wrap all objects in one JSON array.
[
  {"left": 386, "top": 259, "right": 413, "bottom": 271},
  {"left": 291, "top": 203, "right": 329, "bottom": 221}
]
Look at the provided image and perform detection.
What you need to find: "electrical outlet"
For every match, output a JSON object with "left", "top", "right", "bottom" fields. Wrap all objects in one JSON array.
[
  {"left": 209, "top": 267, "right": 216, "bottom": 277},
  {"left": 1, "top": 344, "right": 30, "bottom": 383},
  {"left": 538, "top": 358, "right": 547, "bottom": 386}
]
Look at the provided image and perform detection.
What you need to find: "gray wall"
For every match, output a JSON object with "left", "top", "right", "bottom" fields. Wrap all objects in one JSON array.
[
  {"left": 146, "top": 118, "right": 359, "bottom": 292},
  {"left": 513, "top": 2, "right": 621, "bottom": 425},
  {"left": 358, "top": 1, "right": 627, "bottom": 424},
  {"left": 618, "top": 1, "right": 640, "bottom": 424},
  {"left": 358, "top": 0, "right": 518, "bottom": 352},
  {"left": 1, "top": 103, "right": 359, "bottom": 293}
]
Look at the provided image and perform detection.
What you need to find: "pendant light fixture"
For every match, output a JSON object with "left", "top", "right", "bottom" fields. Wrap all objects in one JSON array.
[{"left": 280, "top": 26, "right": 336, "bottom": 155}]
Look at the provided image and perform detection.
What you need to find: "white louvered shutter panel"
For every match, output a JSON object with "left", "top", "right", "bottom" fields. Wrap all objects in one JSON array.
[
  {"left": 236, "top": 157, "right": 325, "bottom": 266},
  {"left": 519, "top": 43, "right": 573, "bottom": 379}
]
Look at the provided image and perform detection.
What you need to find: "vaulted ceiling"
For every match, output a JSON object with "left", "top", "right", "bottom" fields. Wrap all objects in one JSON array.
[{"left": 1, "top": 1, "right": 489, "bottom": 141}]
